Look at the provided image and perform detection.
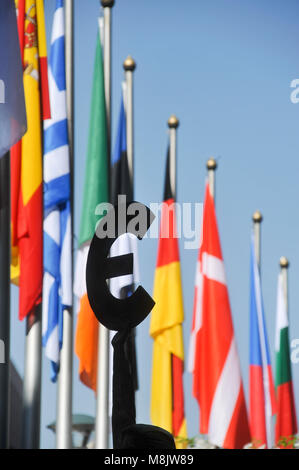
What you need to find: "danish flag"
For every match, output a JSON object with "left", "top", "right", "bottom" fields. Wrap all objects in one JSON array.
[{"left": 188, "top": 183, "right": 251, "bottom": 448}]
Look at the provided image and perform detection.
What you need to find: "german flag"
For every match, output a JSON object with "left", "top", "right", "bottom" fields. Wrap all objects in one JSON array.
[
  {"left": 11, "top": 0, "right": 50, "bottom": 320},
  {"left": 150, "top": 150, "right": 187, "bottom": 448}
]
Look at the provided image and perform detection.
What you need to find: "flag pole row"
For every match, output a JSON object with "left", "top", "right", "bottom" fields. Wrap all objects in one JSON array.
[
  {"left": 3, "top": 0, "right": 296, "bottom": 451},
  {"left": 187, "top": 159, "right": 297, "bottom": 448}
]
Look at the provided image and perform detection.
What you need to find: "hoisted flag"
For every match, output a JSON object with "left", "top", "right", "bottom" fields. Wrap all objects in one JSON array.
[
  {"left": 42, "top": 0, "right": 72, "bottom": 381},
  {"left": 11, "top": 0, "right": 50, "bottom": 320},
  {"left": 275, "top": 272, "right": 297, "bottom": 447},
  {"left": 74, "top": 27, "right": 108, "bottom": 391},
  {"left": 188, "top": 183, "right": 251, "bottom": 449},
  {"left": 150, "top": 150, "right": 187, "bottom": 448},
  {"left": 249, "top": 234, "right": 276, "bottom": 448},
  {"left": 0, "top": 0, "right": 27, "bottom": 158}
]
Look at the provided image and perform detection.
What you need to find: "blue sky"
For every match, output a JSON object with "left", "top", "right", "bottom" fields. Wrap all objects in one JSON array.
[{"left": 10, "top": 0, "right": 299, "bottom": 448}]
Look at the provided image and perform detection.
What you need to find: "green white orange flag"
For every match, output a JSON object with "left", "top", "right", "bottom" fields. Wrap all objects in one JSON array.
[
  {"left": 74, "top": 28, "right": 108, "bottom": 391},
  {"left": 150, "top": 150, "right": 187, "bottom": 448},
  {"left": 275, "top": 272, "right": 297, "bottom": 447}
]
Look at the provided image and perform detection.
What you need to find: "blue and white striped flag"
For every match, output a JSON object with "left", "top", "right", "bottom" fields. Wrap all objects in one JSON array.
[{"left": 42, "top": 0, "right": 72, "bottom": 381}]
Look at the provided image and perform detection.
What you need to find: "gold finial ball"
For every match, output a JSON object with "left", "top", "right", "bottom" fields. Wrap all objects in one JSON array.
[
  {"left": 206, "top": 158, "right": 217, "bottom": 171},
  {"left": 168, "top": 115, "right": 179, "bottom": 129},
  {"left": 280, "top": 256, "right": 289, "bottom": 268},
  {"left": 101, "top": 0, "right": 115, "bottom": 7},
  {"left": 252, "top": 211, "right": 263, "bottom": 223},
  {"left": 123, "top": 56, "right": 136, "bottom": 72}
]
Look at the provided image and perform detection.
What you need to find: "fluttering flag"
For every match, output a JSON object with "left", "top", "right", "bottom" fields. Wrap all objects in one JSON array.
[
  {"left": 249, "top": 235, "right": 276, "bottom": 448},
  {"left": 275, "top": 272, "right": 297, "bottom": 447},
  {"left": 110, "top": 92, "right": 139, "bottom": 392},
  {"left": 42, "top": 0, "right": 72, "bottom": 381},
  {"left": 0, "top": 0, "right": 27, "bottom": 158},
  {"left": 11, "top": 0, "right": 50, "bottom": 320},
  {"left": 150, "top": 150, "right": 187, "bottom": 448},
  {"left": 74, "top": 27, "right": 108, "bottom": 391},
  {"left": 188, "top": 183, "right": 251, "bottom": 449}
]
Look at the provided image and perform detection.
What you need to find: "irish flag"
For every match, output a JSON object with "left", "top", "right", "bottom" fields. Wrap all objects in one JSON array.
[
  {"left": 74, "top": 27, "right": 108, "bottom": 391},
  {"left": 275, "top": 271, "right": 297, "bottom": 447}
]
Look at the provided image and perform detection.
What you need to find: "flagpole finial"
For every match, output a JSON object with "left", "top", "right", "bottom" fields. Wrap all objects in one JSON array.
[
  {"left": 168, "top": 115, "right": 179, "bottom": 129},
  {"left": 101, "top": 0, "right": 115, "bottom": 7},
  {"left": 252, "top": 211, "right": 263, "bottom": 223},
  {"left": 206, "top": 158, "right": 217, "bottom": 171},
  {"left": 280, "top": 256, "right": 289, "bottom": 268},
  {"left": 123, "top": 56, "right": 136, "bottom": 72}
]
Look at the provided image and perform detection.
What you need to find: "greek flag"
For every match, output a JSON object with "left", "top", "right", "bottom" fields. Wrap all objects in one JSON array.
[{"left": 42, "top": 0, "right": 72, "bottom": 381}]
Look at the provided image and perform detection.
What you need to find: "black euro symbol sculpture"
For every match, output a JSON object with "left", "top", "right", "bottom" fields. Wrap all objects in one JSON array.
[
  {"left": 86, "top": 201, "right": 176, "bottom": 449},
  {"left": 86, "top": 201, "right": 156, "bottom": 331}
]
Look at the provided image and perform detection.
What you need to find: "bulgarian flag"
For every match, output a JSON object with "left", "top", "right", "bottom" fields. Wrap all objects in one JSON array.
[
  {"left": 74, "top": 27, "right": 108, "bottom": 391},
  {"left": 11, "top": 0, "right": 50, "bottom": 320},
  {"left": 275, "top": 272, "right": 297, "bottom": 447},
  {"left": 150, "top": 150, "right": 187, "bottom": 448}
]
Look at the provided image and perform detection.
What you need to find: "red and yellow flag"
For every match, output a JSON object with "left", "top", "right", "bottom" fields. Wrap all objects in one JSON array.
[
  {"left": 150, "top": 151, "right": 187, "bottom": 448},
  {"left": 11, "top": 0, "right": 50, "bottom": 320}
]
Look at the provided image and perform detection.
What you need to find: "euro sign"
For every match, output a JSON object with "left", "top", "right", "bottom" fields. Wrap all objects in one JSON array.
[{"left": 86, "top": 201, "right": 155, "bottom": 331}]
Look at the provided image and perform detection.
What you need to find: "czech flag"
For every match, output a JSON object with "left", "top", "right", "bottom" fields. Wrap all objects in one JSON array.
[{"left": 249, "top": 234, "right": 276, "bottom": 448}]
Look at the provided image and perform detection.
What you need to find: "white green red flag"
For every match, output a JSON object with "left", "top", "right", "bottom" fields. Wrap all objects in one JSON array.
[{"left": 275, "top": 272, "right": 297, "bottom": 447}]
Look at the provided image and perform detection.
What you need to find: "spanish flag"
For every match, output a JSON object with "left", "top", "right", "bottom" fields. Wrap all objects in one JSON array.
[
  {"left": 11, "top": 0, "right": 50, "bottom": 320},
  {"left": 150, "top": 150, "right": 187, "bottom": 448}
]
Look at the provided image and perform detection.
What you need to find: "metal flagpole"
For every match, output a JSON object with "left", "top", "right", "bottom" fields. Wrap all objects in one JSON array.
[
  {"left": 123, "top": 56, "right": 139, "bottom": 394},
  {"left": 56, "top": 0, "right": 74, "bottom": 449},
  {"left": 0, "top": 152, "right": 11, "bottom": 449},
  {"left": 280, "top": 257, "right": 289, "bottom": 313},
  {"left": 102, "top": 0, "right": 113, "bottom": 156},
  {"left": 95, "top": 0, "right": 114, "bottom": 450},
  {"left": 252, "top": 211, "right": 263, "bottom": 267},
  {"left": 168, "top": 115, "right": 179, "bottom": 200},
  {"left": 206, "top": 158, "right": 217, "bottom": 200},
  {"left": 123, "top": 56, "right": 136, "bottom": 189},
  {"left": 22, "top": 307, "right": 42, "bottom": 449}
]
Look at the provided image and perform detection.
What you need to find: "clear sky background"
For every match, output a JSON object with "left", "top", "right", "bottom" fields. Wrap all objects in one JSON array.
[{"left": 10, "top": 0, "right": 299, "bottom": 448}]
